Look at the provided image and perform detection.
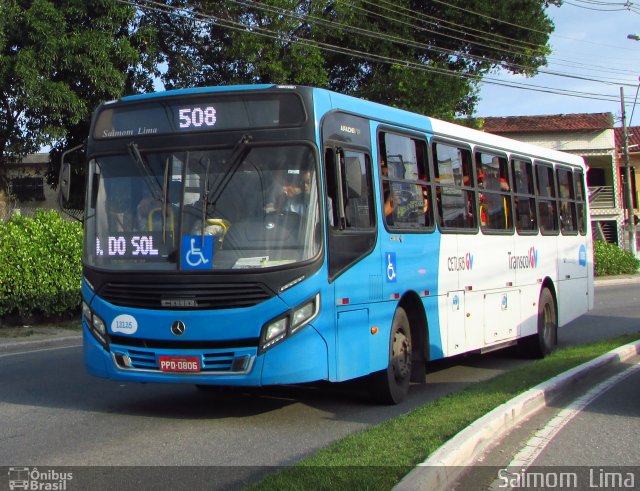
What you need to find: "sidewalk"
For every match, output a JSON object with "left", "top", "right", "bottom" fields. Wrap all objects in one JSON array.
[
  {"left": 392, "top": 274, "right": 640, "bottom": 491},
  {"left": 394, "top": 339, "right": 640, "bottom": 491},
  {"left": 0, "top": 325, "right": 81, "bottom": 353},
  {"left": 593, "top": 272, "right": 640, "bottom": 285}
]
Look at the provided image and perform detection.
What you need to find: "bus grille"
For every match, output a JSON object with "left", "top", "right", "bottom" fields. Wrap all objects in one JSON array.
[
  {"left": 113, "top": 348, "right": 254, "bottom": 373},
  {"left": 99, "top": 281, "right": 273, "bottom": 310}
]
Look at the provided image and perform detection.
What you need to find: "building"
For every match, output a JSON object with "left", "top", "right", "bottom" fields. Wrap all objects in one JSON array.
[
  {"left": 483, "top": 113, "right": 638, "bottom": 252},
  {"left": 3, "top": 153, "right": 58, "bottom": 218},
  {"left": 614, "top": 125, "right": 640, "bottom": 249}
]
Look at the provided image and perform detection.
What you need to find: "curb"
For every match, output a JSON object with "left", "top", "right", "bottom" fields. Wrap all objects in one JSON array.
[
  {"left": 594, "top": 275, "right": 640, "bottom": 286},
  {"left": 394, "top": 339, "right": 640, "bottom": 491},
  {"left": 0, "top": 335, "right": 82, "bottom": 354}
]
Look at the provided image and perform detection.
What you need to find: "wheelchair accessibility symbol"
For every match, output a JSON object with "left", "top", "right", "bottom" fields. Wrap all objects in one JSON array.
[
  {"left": 385, "top": 252, "right": 397, "bottom": 283},
  {"left": 181, "top": 235, "right": 214, "bottom": 270}
]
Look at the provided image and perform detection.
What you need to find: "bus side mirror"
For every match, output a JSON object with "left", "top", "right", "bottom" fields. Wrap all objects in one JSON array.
[
  {"left": 58, "top": 143, "right": 85, "bottom": 219},
  {"left": 60, "top": 162, "right": 71, "bottom": 203}
]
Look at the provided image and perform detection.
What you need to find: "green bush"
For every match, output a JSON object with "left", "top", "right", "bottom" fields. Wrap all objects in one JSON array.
[
  {"left": 0, "top": 210, "right": 83, "bottom": 319},
  {"left": 593, "top": 240, "right": 640, "bottom": 276}
]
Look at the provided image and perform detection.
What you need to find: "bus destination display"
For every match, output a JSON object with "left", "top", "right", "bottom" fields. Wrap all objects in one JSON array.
[
  {"left": 178, "top": 106, "right": 217, "bottom": 129},
  {"left": 93, "top": 93, "right": 305, "bottom": 139},
  {"left": 96, "top": 233, "right": 171, "bottom": 258}
]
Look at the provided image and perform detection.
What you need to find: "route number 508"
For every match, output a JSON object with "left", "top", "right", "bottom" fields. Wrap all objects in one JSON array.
[{"left": 178, "top": 106, "right": 217, "bottom": 129}]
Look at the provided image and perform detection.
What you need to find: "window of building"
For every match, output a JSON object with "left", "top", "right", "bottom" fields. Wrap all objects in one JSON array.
[{"left": 9, "top": 176, "right": 46, "bottom": 202}]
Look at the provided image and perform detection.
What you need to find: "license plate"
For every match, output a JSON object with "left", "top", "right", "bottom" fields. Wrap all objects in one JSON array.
[{"left": 158, "top": 356, "right": 201, "bottom": 373}]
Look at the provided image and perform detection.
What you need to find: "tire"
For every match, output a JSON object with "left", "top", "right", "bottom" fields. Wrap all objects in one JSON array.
[
  {"left": 368, "top": 306, "right": 412, "bottom": 404},
  {"left": 519, "top": 287, "right": 557, "bottom": 358}
]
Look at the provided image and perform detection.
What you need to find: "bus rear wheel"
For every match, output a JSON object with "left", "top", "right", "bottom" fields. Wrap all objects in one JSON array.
[
  {"left": 520, "top": 287, "right": 557, "bottom": 358},
  {"left": 368, "top": 306, "right": 412, "bottom": 404}
]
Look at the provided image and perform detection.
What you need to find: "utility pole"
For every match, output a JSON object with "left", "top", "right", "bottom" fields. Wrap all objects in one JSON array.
[{"left": 620, "top": 87, "right": 637, "bottom": 254}]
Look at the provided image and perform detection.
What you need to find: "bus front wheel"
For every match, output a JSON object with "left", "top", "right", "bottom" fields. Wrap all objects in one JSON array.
[
  {"left": 368, "top": 306, "right": 412, "bottom": 404},
  {"left": 520, "top": 287, "right": 557, "bottom": 358}
]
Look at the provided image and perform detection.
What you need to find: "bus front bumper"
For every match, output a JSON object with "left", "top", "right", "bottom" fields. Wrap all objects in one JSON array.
[{"left": 83, "top": 321, "right": 329, "bottom": 386}]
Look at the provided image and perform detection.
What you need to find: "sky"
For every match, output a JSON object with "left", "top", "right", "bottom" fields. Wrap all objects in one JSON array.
[{"left": 474, "top": 2, "right": 640, "bottom": 126}]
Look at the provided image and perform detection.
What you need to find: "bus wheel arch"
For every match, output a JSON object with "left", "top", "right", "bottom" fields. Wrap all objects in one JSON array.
[
  {"left": 519, "top": 279, "right": 558, "bottom": 358},
  {"left": 367, "top": 293, "right": 428, "bottom": 404},
  {"left": 400, "top": 291, "right": 428, "bottom": 383},
  {"left": 368, "top": 305, "right": 411, "bottom": 404}
]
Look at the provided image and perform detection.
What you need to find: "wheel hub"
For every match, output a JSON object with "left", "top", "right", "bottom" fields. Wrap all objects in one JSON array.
[{"left": 391, "top": 330, "right": 411, "bottom": 380}]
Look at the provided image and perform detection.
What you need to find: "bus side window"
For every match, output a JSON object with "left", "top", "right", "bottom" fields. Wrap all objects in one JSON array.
[
  {"left": 325, "top": 146, "right": 376, "bottom": 280},
  {"left": 324, "top": 148, "right": 339, "bottom": 228},
  {"left": 573, "top": 169, "right": 587, "bottom": 235},
  {"left": 557, "top": 167, "right": 578, "bottom": 235},
  {"left": 535, "top": 162, "right": 559, "bottom": 235},
  {"left": 342, "top": 151, "right": 374, "bottom": 229},
  {"left": 433, "top": 141, "right": 476, "bottom": 230},
  {"left": 378, "top": 131, "right": 432, "bottom": 230},
  {"left": 475, "top": 151, "right": 511, "bottom": 232},
  {"left": 511, "top": 158, "right": 537, "bottom": 233}
]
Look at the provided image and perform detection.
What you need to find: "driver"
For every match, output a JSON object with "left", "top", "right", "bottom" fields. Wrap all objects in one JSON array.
[{"left": 266, "top": 170, "right": 310, "bottom": 215}]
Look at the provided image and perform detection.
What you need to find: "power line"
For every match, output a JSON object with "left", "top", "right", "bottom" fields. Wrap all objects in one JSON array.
[
  {"left": 564, "top": 0, "right": 640, "bottom": 13},
  {"left": 358, "top": 0, "right": 640, "bottom": 79},
  {"left": 123, "top": 0, "right": 637, "bottom": 107},
  {"left": 359, "top": 0, "right": 640, "bottom": 75},
  {"left": 228, "top": 0, "right": 639, "bottom": 88},
  {"left": 363, "top": 0, "right": 546, "bottom": 53}
]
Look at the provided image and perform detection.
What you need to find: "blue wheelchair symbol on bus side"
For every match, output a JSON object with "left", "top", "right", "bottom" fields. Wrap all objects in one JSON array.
[
  {"left": 181, "top": 235, "right": 214, "bottom": 270},
  {"left": 385, "top": 252, "right": 397, "bottom": 283}
]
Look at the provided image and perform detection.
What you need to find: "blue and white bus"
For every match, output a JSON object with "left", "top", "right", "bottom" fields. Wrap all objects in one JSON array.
[{"left": 66, "top": 85, "right": 593, "bottom": 404}]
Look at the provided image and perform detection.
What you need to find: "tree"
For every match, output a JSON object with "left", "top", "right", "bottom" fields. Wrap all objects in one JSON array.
[
  {"left": 0, "top": 0, "right": 158, "bottom": 209},
  {"left": 140, "top": 0, "right": 328, "bottom": 89},
  {"left": 140, "top": 0, "right": 560, "bottom": 120}
]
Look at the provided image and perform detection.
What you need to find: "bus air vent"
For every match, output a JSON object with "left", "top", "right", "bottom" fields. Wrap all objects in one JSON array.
[{"left": 100, "top": 281, "right": 273, "bottom": 310}]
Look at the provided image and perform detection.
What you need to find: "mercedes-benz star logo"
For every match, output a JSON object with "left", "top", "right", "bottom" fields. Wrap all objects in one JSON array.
[{"left": 171, "top": 320, "right": 186, "bottom": 336}]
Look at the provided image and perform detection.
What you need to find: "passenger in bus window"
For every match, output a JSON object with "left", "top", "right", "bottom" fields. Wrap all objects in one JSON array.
[
  {"left": 478, "top": 170, "right": 508, "bottom": 229},
  {"left": 421, "top": 186, "right": 430, "bottom": 214},
  {"left": 381, "top": 159, "right": 394, "bottom": 225},
  {"left": 416, "top": 163, "right": 430, "bottom": 218}
]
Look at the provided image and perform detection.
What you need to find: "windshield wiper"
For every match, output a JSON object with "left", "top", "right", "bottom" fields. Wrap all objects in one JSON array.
[
  {"left": 127, "top": 142, "right": 163, "bottom": 201},
  {"left": 161, "top": 155, "right": 171, "bottom": 244},
  {"left": 207, "top": 134, "right": 253, "bottom": 208},
  {"left": 195, "top": 135, "right": 252, "bottom": 243},
  {"left": 201, "top": 155, "right": 211, "bottom": 240},
  {"left": 128, "top": 142, "right": 170, "bottom": 243}
]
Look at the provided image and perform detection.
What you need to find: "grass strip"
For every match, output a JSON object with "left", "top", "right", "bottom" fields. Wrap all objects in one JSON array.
[{"left": 248, "top": 334, "right": 640, "bottom": 491}]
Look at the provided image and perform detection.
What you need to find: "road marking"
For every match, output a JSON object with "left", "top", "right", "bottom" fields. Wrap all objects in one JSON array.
[
  {"left": 0, "top": 343, "right": 81, "bottom": 359},
  {"left": 489, "top": 360, "right": 640, "bottom": 490}
]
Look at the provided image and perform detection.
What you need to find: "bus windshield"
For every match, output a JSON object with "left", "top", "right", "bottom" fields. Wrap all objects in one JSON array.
[{"left": 84, "top": 144, "right": 321, "bottom": 271}]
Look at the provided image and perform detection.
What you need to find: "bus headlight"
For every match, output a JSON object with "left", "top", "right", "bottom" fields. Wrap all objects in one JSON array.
[
  {"left": 82, "top": 301, "right": 92, "bottom": 323},
  {"left": 263, "top": 317, "right": 288, "bottom": 350},
  {"left": 92, "top": 315, "right": 107, "bottom": 338},
  {"left": 291, "top": 299, "right": 317, "bottom": 333},
  {"left": 82, "top": 301, "right": 108, "bottom": 348},
  {"left": 259, "top": 293, "right": 320, "bottom": 353}
]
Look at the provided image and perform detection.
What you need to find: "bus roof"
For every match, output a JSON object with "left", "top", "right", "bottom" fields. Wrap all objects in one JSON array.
[
  {"left": 117, "top": 84, "right": 278, "bottom": 103},
  {"left": 320, "top": 88, "right": 586, "bottom": 168},
  {"left": 109, "top": 84, "right": 585, "bottom": 168}
]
